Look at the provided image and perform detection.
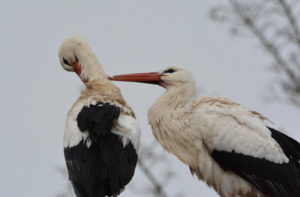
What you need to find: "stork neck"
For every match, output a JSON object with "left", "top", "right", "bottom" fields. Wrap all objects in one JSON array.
[
  {"left": 148, "top": 83, "right": 195, "bottom": 129},
  {"left": 152, "top": 84, "right": 195, "bottom": 111},
  {"left": 84, "top": 78, "right": 122, "bottom": 96},
  {"left": 75, "top": 46, "right": 108, "bottom": 82},
  {"left": 81, "top": 60, "right": 107, "bottom": 82}
]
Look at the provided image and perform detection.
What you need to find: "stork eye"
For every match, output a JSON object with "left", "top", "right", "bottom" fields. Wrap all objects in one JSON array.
[
  {"left": 164, "top": 69, "right": 176, "bottom": 74},
  {"left": 63, "top": 58, "right": 71, "bottom": 66}
]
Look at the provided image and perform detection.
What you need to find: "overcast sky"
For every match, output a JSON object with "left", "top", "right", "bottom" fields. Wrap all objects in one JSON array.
[{"left": 1, "top": 1, "right": 300, "bottom": 197}]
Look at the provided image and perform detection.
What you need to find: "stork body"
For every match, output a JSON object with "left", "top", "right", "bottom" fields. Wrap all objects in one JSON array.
[
  {"left": 59, "top": 36, "right": 140, "bottom": 197},
  {"left": 110, "top": 66, "right": 300, "bottom": 197}
]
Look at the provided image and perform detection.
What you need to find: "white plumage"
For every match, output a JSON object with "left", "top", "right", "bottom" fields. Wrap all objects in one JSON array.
[
  {"left": 111, "top": 114, "right": 141, "bottom": 151},
  {"left": 111, "top": 65, "right": 300, "bottom": 197},
  {"left": 192, "top": 95, "right": 288, "bottom": 164}
]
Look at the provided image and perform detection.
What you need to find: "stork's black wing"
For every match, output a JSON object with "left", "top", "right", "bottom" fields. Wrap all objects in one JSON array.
[
  {"left": 64, "top": 103, "right": 138, "bottom": 197},
  {"left": 211, "top": 127, "right": 300, "bottom": 197}
]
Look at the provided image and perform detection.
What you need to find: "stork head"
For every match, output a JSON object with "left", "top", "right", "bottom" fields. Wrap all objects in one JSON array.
[
  {"left": 157, "top": 66, "right": 195, "bottom": 88},
  {"left": 110, "top": 65, "right": 196, "bottom": 90},
  {"left": 58, "top": 36, "right": 107, "bottom": 84}
]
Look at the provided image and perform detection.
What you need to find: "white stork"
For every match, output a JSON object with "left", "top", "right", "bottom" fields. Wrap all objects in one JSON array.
[
  {"left": 110, "top": 65, "right": 300, "bottom": 197},
  {"left": 58, "top": 36, "right": 141, "bottom": 197}
]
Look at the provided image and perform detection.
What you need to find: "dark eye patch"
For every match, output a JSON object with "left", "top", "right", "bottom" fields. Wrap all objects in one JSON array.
[
  {"left": 164, "top": 69, "right": 176, "bottom": 74},
  {"left": 63, "top": 58, "right": 71, "bottom": 66}
]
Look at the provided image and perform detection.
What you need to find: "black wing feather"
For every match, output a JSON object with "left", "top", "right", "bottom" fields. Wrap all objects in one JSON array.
[
  {"left": 211, "top": 127, "right": 300, "bottom": 197},
  {"left": 64, "top": 103, "right": 138, "bottom": 197}
]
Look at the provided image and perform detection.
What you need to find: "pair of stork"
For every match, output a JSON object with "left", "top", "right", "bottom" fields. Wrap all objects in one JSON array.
[{"left": 59, "top": 36, "right": 300, "bottom": 197}]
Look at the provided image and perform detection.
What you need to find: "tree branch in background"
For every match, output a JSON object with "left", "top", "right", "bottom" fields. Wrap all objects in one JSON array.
[
  {"left": 210, "top": 0, "right": 300, "bottom": 107},
  {"left": 128, "top": 140, "right": 184, "bottom": 197}
]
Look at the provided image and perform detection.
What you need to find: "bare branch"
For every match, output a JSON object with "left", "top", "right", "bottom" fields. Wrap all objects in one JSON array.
[
  {"left": 136, "top": 158, "right": 168, "bottom": 197},
  {"left": 210, "top": 0, "right": 300, "bottom": 108},
  {"left": 277, "top": 0, "right": 300, "bottom": 49}
]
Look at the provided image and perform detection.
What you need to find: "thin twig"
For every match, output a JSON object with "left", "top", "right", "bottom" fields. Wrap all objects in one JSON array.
[
  {"left": 137, "top": 158, "right": 169, "bottom": 197},
  {"left": 230, "top": 0, "right": 297, "bottom": 81},
  {"left": 277, "top": 0, "right": 300, "bottom": 49}
]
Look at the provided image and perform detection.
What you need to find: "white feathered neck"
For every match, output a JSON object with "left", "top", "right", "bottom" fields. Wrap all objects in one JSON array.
[{"left": 148, "top": 78, "right": 196, "bottom": 126}]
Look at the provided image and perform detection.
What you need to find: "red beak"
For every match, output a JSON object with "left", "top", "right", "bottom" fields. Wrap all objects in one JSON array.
[
  {"left": 109, "top": 72, "right": 163, "bottom": 85},
  {"left": 72, "top": 61, "right": 88, "bottom": 83}
]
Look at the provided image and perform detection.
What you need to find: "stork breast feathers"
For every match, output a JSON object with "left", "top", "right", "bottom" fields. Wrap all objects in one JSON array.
[{"left": 192, "top": 96, "right": 289, "bottom": 164}]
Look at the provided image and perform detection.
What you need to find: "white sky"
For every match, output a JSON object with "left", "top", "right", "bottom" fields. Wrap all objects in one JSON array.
[{"left": 1, "top": 1, "right": 300, "bottom": 197}]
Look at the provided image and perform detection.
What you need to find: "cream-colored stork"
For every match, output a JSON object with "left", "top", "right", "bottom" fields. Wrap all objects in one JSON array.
[
  {"left": 110, "top": 66, "right": 300, "bottom": 197},
  {"left": 58, "top": 36, "right": 141, "bottom": 197}
]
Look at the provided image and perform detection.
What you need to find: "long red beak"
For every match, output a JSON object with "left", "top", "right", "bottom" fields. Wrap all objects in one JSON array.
[
  {"left": 109, "top": 72, "right": 163, "bottom": 84},
  {"left": 72, "top": 61, "right": 88, "bottom": 83}
]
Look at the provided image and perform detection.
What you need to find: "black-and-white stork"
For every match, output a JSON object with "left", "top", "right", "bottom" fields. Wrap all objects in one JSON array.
[
  {"left": 58, "top": 36, "right": 141, "bottom": 197},
  {"left": 110, "top": 65, "right": 300, "bottom": 197}
]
